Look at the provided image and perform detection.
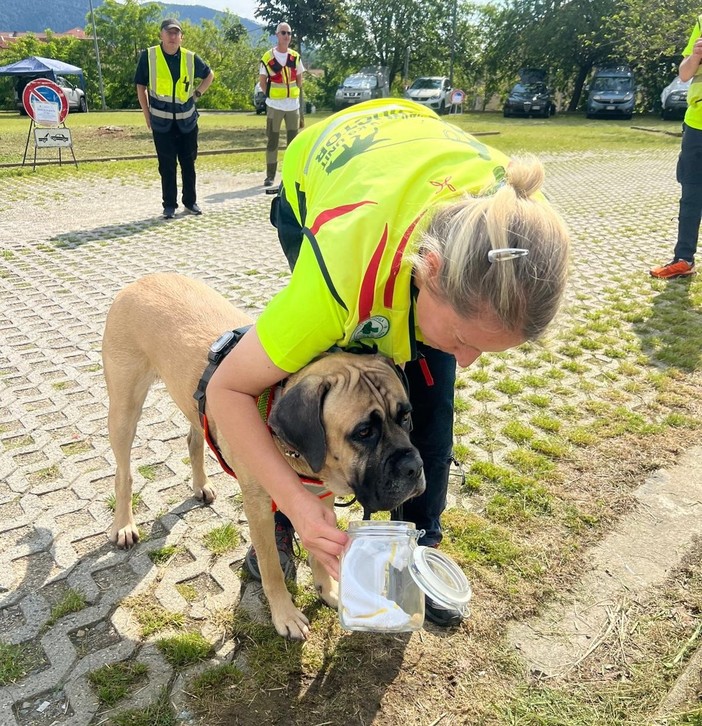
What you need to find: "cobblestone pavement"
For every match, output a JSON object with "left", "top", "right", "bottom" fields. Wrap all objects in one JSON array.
[{"left": 0, "top": 147, "right": 696, "bottom": 725}]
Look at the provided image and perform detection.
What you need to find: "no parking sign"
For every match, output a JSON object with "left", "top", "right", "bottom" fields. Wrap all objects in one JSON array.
[{"left": 22, "top": 78, "right": 69, "bottom": 125}]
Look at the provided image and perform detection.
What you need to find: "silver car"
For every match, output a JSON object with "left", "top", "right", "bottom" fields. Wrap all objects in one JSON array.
[{"left": 405, "top": 77, "right": 452, "bottom": 115}]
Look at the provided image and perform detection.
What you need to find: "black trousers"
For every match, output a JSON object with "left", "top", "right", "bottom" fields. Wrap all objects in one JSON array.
[
  {"left": 152, "top": 125, "right": 199, "bottom": 210},
  {"left": 675, "top": 124, "right": 702, "bottom": 264}
]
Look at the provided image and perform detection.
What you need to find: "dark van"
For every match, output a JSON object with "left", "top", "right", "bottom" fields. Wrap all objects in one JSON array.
[{"left": 586, "top": 65, "right": 635, "bottom": 119}]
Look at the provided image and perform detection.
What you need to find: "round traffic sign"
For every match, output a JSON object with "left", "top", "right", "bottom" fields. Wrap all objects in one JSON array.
[
  {"left": 22, "top": 78, "right": 69, "bottom": 124},
  {"left": 451, "top": 89, "right": 466, "bottom": 105}
]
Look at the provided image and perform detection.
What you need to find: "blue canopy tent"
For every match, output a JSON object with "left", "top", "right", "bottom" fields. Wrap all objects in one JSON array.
[
  {"left": 0, "top": 56, "right": 86, "bottom": 114},
  {"left": 0, "top": 56, "right": 85, "bottom": 90}
]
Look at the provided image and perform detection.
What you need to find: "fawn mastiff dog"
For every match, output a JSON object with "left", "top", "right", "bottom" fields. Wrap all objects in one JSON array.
[{"left": 102, "top": 273, "right": 425, "bottom": 639}]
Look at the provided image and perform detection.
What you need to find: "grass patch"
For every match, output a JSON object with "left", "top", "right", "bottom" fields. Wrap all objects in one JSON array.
[
  {"left": 122, "top": 594, "right": 185, "bottom": 637},
  {"left": 156, "top": 632, "right": 213, "bottom": 669},
  {"left": 0, "top": 642, "right": 31, "bottom": 685},
  {"left": 28, "top": 464, "right": 60, "bottom": 483},
  {"left": 189, "top": 663, "right": 244, "bottom": 701},
  {"left": 148, "top": 545, "right": 183, "bottom": 565},
  {"left": 203, "top": 523, "right": 239, "bottom": 554},
  {"left": 88, "top": 660, "right": 149, "bottom": 706},
  {"left": 137, "top": 464, "right": 158, "bottom": 481},
  {"left": 106, "top": 492, "right": 142, "bottom": 512},
  {"left": 60, "top": 440, "right": 92, "bottom": 455},
  {"left": 503, "top": 421, "right": 535, "bottom": 444},
  {"left": 175, "top": 583, "right": 198, "bottom": 602},
  {"left": 109, "top": 687, "right": 176, "bottom": 726},
  {"left": 47, "top": 589, "right": 87, "bottom": 625},
  {"left": 441, "top": 509, "right": 523, "bottom": 568}
]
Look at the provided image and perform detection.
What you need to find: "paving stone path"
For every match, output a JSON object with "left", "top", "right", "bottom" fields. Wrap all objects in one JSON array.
[{"left": 0, "top": 149, "right": 700, "bottom": 725}]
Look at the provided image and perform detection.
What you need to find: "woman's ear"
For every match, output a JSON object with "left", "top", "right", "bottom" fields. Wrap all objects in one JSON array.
[{"left": 417, "top": 250, "right": 442, "bottom": 288}]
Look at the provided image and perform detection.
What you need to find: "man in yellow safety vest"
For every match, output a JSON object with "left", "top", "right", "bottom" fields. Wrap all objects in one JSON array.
[{"left": 135, "top": 18, "right": 214, "bottom": 219}]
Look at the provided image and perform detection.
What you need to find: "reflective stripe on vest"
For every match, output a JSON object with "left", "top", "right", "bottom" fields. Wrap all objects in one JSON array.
[
  {"left": 262, "top": 49, "right": 300, "bottom": 99},
  {"left": 147, "top": 46, "right": 197, "bottom": 131}
]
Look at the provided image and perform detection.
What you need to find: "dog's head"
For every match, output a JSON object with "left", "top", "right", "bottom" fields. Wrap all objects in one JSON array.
[{"left": 268, "top": 352, "right": 425, "bottom": 513}]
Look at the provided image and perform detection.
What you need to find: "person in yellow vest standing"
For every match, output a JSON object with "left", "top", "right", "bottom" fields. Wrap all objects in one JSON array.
[
  {"left": 135, "top": 18, "right": 214, "bottom": 219},
  {"left": 207, "top": 99, "right": 571, "bottom": 629},
  {"left": 650, "top": 15, "right": 702, "bottom": 278},
  {"left": 259, "top": 22, "right": 304, "bottom": 187}
]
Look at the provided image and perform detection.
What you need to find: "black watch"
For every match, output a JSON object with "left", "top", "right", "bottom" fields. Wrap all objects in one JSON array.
[{"left": 194, "top": 89, "right": 202, "bottom": 99}]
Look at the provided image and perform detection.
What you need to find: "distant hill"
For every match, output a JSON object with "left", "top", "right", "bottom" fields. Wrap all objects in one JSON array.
[{"left": 0, "top": 0, "right": 263, "bottom": 35}]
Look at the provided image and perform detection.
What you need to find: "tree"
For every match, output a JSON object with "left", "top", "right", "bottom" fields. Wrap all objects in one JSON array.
[
  {"left": 479, "top": 0, "right": 621, "bottom": 112},
  {"left": 255, "top": 0, "right": 345, "bottom": 49},
  {"left": 599, "top": 0, "right": 699, "bottom": 110},
  {"left": 319, "top": 0, "right": 449, "bottom": 89},
  {"left": 90, "top": 0, "right": 162, "bottom": 109},
  {"left": 185, "top": 13, "right": 268, "bottom": 109}
]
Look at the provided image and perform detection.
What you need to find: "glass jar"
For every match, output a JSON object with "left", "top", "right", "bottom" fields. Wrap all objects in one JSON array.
[{"left": 338, "top": 520, "right": 472, "bottom": 633}]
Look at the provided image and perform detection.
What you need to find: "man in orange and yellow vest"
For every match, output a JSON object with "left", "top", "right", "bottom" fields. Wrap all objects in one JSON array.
[{"left": 259, "top": 22, "right": 305, "bottom": 187}]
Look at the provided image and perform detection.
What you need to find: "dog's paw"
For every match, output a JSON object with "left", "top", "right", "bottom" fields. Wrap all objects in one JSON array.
[
  {"left": 110, "top": 521, "right": 140, "bottom": 549},
  {"left": 196, "top": 482, "right": 217, "bottom": 505},
  {"left": 271, "top": 606, "right": 310, "bottom": 641}
]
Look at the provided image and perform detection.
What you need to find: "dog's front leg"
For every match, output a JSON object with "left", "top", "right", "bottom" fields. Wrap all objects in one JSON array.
[
  {"left": 187, "top": 424, "right": 216, "bottom": 504},
  {"left": 106, "top": 396, "right": 144, "bottom": 549},
  {"left": 241, "top": 484, "right": 310, "bottom": 640},
  {"left": 309, "top": 496, "right": 338, "bottom": 610}
]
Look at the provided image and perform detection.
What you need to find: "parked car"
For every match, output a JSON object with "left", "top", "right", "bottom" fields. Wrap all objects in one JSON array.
[
  {"left": 404, "top": 76, "right": 452, "bottom": 114},
  {"left": 334, "top": 67, "right": 390, "bottom": 111},
  {"left": 585, "top": 65, "right": 635, "bottom": 119},
  {"left": 253, "top": 82, "right": 266, "bottom": 114},
  {"left": 15, "top": 74, "right": 87, "bottom": 114},
  {"left": 660, "top": 76, "right": 691, "bottom": 120},
  {"left": 503, "top": 69, "right": 555, "bottom": 118}
]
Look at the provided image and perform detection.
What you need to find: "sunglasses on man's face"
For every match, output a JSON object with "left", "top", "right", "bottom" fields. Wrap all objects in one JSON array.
[{"left": 279, "top": 30, "right": 291, "bottom": 35}]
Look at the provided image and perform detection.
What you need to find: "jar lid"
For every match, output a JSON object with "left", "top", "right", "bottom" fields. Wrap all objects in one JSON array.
[{"left": 410, "top": 547, "right": 472, "bottom": 614}]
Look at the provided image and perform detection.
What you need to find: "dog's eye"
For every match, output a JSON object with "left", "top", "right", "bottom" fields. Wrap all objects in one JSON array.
[
  {"left": 355, "top": 425, "right": 373, "bottom": 439},
  {"left": 398, "top": 410, "right": 412, "bottom": 431}
]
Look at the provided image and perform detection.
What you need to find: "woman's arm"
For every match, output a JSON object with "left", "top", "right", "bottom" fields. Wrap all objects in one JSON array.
[{"left": 206, "top": 328, "right": 348, "bottom": 578}]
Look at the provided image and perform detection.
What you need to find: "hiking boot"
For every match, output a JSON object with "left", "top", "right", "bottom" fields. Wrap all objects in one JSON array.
[
  {"left": 163, "top": 207, "right": 176, "bottom": 219},
  {"left": 649, "top": 259, "right": 696, "bottom": 279},
  {"left": 244, "top": 520, "right": 297, "bottom": 581},
  {"left": 425, "top": 594, "right": 463, "bottom": 627}
]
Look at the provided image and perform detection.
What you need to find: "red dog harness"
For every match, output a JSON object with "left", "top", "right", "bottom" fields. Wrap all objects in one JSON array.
[{"left": 193, "top": 327, "right": 334, "bottom": 509}]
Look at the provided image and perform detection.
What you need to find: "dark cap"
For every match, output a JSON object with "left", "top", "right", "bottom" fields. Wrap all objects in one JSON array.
[{"left": 160, "top": 18, "right": 182, "bottom": 32}]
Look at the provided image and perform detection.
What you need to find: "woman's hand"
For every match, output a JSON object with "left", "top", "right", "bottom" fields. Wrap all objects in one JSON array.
[{"left": 284, "top": 493, "right": 348, "bottom": 580}]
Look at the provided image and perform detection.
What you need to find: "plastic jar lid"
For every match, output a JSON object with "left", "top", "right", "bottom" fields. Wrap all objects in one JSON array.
[{"left": 410, "top": 547, "right": 472, "bottom": 614}]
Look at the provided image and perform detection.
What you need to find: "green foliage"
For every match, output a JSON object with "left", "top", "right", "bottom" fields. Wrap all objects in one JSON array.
[
  {"left": 0, "top": 642, "right": 31, "bottom": 685},
  {"left": 255, "top": 0, "right": 345, "bottom": 48},
  {"left": 47, "top": 589, "right": 87, "bottom": 625},
  {"left": 0, "top": 0, "right": 696, "bottom": 114},
  {"left": 88, "top": 661, "right": 149, "bottom": 706},
  {"left": 110, "top": 687, "right": 176, "bottom": 726},
  {"left": 203, "top": 522, "right": 239, "bottom": 554},
  {"left": 156, "top": 632, "right": 213, "bottom": 668},
  {"left": 190, "top": 664, "right": 243, "bottom": 697}
]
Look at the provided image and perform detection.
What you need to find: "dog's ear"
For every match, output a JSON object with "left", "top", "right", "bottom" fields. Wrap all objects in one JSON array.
[{"left": 268, "top": 376, "right": 329, "bottom": 473}]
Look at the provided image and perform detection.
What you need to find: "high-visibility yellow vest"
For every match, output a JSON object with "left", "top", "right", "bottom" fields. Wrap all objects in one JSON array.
[
  {"left": 684, "top": 18, "right": 702, "bottom": 129},
  {"left": 147, "top": 45, "right": 197, "bottom": 132},
  {"left": 256, "top": 99, "right": 515, "bottom": 372},
  {"left": 261, "top": 48, "right": 301, "bottom": 100}
]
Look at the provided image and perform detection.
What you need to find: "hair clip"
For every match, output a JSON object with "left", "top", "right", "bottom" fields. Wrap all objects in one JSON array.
[{"left": 487, "top": 248, "right": 529, "bottom": 263}]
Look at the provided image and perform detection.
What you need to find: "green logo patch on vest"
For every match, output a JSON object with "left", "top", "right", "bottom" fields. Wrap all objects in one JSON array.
[{"left": 351, "top": 315, "right": 390, "bottom": 341}]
